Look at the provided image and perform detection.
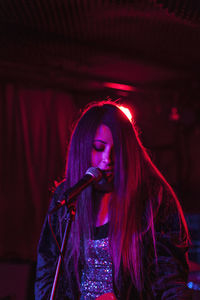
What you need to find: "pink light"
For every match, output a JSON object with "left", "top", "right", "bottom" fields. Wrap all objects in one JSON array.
[
  {"left": 169, "top": 107, "right": 180, "bottom": 121},
  {"left": 104, "top": 82, "right": 136, "bottom": 92},
  {"left": 118, "top": 105, "right": 133, "bottom": 123}
]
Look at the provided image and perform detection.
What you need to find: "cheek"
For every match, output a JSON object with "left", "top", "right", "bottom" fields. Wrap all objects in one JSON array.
[{"left": 91, "top": 151, "right": 102, "bottom": 167}]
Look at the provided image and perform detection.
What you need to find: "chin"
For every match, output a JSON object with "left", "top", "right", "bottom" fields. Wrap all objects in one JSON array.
[{"left": 94, "top": 176, "right": 114, "bottom": 193}]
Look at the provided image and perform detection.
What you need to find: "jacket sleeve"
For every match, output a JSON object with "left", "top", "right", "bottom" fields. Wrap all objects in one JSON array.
[
  {"left": 147, "top": 204, "right": 192, "bottom": 300},
  {"left": 35, "top": 182, "right": 70, "bottom": 300}
]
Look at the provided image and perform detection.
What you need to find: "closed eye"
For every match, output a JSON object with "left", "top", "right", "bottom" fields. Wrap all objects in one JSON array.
[{"left": 92, "top": 143, "right": 105, "bottom": 152}]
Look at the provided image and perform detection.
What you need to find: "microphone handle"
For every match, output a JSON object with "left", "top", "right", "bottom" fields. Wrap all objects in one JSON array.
[
  {"left": 49, "top": 174, "right": 94, "bottom": 214},
  {"left": 65, "top": 174, "right": 94, "bottom": 202}
]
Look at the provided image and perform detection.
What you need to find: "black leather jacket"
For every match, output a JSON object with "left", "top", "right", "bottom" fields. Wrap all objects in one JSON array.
[{"left": 35, "top": 182, "right": 192, "bottom": 299}]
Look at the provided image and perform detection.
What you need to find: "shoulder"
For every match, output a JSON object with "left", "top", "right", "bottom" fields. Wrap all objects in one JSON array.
[
  {"left": 155, "top": 186, "right": 189, "bottom": 248},
  {"left": 145, "top": 174, "right": 189, "bottom": 246},
  {"left": 47, "top": 179, "right": 68, "bottom": 227},
  {"left": 49, "top": 180, "right": 66, "bottom": 207},
  {"left": 52, "top": 179, "right": 66, "bottom": 198}
]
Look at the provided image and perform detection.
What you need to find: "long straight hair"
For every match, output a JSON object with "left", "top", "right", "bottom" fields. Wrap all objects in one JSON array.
[{"left": 60, "top": 101, "right": 189, "bottom": 294}]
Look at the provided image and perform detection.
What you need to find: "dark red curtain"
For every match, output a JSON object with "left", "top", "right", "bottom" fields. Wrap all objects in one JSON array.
[{"left": 0, "top": 84, "right": 76, "bottom": 261}]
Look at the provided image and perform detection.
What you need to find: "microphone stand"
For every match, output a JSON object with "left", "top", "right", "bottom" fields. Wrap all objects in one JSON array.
[
  {"left": 49, "top": 193, "right": 76, "bottom": 300},
  {"left": 48, "top": 168, "right": 102, "bottom": 299}
]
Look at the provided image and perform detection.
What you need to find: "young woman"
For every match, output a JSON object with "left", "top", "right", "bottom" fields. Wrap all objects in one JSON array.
[{"left": 35, "top": 101, "right": 191, "bottom": 299}]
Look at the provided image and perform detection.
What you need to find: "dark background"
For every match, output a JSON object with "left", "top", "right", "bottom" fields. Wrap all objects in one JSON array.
[{"left": 0, "top": 1, "right": 200, "bottom": 299}]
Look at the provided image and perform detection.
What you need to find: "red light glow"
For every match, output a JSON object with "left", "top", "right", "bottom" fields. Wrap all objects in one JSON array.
[
  {"left": 104, "top": 82, "right": 136, "bottom": 92},
  {"left": 169, "top": 107, "right": 180, "bottom": 121}
]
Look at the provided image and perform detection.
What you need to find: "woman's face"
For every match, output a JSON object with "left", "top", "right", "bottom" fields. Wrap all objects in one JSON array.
[{"left": 91, "top": 124, "right": 114, "bottom": 189}]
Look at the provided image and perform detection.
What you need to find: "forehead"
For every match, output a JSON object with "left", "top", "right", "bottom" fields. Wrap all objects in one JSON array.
[{"left": 94, "top": 124, "right": 113, "bottom": 143}]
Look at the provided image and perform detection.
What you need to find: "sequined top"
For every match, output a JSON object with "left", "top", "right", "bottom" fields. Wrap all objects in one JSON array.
[{"left": 80, "top": 223, "right": 114, "bottom": 299}]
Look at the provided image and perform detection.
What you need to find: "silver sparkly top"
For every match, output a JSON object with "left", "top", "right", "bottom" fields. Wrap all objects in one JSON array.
[{"left": 80, "top": 236, "right": 114, "bottom": 299}]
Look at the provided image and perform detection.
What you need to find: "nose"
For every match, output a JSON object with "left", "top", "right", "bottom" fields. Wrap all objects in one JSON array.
[{"left": 102, "top": 149, "right": 113, "bottom": 166}]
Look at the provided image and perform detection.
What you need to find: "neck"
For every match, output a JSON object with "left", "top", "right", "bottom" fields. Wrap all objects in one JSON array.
[{"left": 95, "top": 192, "right": 112, "bottom": 227}]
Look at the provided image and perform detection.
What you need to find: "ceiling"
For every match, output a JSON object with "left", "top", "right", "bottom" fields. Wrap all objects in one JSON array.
[{"left": 0, "top": 0, "right": 200, "bottom": 93}]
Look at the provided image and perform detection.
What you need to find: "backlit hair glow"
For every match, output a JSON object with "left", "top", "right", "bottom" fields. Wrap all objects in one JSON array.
[{"left": 117, "top": 105, "right": 133, "bottom": 123}]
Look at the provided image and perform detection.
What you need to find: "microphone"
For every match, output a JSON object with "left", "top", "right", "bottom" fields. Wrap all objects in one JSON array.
[{"left": 49, "top": 167, "right": 102, "bottom": 214}]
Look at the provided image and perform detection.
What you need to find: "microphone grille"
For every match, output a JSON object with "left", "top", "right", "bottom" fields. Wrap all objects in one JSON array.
[{"left": 85, "top": 167, "right": 102, "bottom": 181}]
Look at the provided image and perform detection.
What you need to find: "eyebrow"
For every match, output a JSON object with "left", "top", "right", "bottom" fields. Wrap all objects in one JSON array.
[{"left": 93, "top": 139, "right": 107, "bottom": 144}]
